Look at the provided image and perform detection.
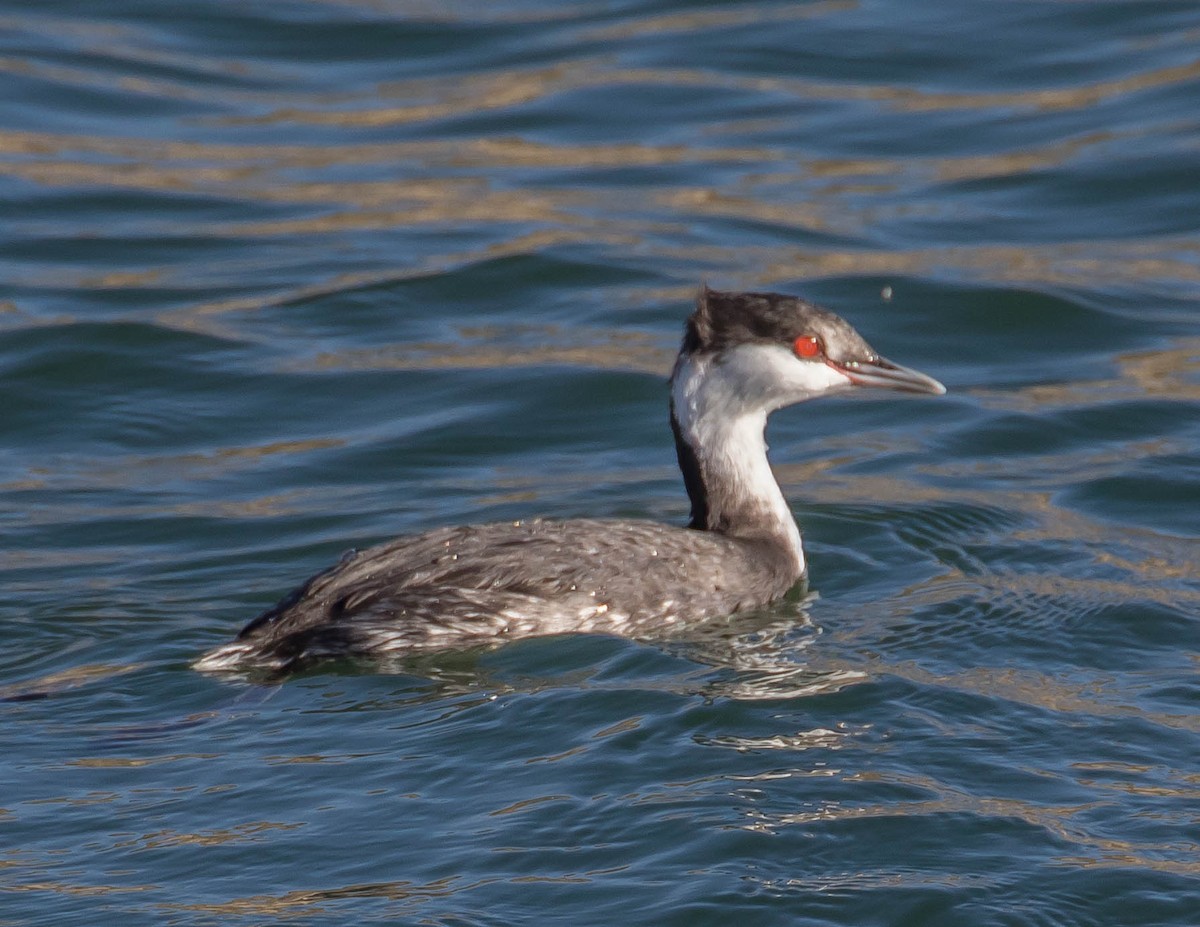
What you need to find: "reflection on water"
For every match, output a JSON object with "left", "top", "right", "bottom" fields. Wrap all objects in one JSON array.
[
  {"left": 302, "top": 325, "right": 671, "bottom": 375},
  {"left": 4, "top": 0, "right": 1200, "bottom": 924},
  {"left": 9, "top": 116, "right": 1200, "bottom": 308},
  {"left": 0, "top": 661, "right": 141, "bottom": 701},
  {"left": 6, "top": 0, "right": 1200, "bottom": 342}
]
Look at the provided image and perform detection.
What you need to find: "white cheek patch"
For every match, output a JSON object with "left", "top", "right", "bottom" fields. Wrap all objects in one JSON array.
[
  {"left": 712, "top": 343, "right": 853, "bottom": 411},
  {"left": 670, "top": 344, "right": 853, "bottom": 442}
]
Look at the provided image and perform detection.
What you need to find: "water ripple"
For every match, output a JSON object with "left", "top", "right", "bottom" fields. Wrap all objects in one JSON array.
[{"left": 3, "top": 1, "right": 1200, "bottom": 924}]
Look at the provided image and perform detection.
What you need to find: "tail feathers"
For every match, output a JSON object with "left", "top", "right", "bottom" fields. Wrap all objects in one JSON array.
[{"left": 193, "top": 641, "right": 270, "bottom": 673}]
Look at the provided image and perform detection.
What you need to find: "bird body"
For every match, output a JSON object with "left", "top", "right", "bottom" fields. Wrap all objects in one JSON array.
[
  {"left": 197, "top": 518, "right": 796, "bottom": 669},
  {"left": 196, "top": 287, "right": 944, "bottom": 673}
]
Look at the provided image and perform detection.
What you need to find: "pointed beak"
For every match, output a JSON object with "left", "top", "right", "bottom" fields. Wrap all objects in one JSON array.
[{"left": 834, "top": 355, "right": 946, "bottom": 395}]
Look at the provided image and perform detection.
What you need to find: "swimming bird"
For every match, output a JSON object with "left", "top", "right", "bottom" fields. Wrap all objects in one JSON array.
[{"left": 195, "top": 287, "right": 944, "bottom": 672}]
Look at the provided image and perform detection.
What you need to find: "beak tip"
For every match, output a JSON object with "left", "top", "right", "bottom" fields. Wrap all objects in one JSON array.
[{"left": 841, "top": 356, "right": 947, "bottom": 396}]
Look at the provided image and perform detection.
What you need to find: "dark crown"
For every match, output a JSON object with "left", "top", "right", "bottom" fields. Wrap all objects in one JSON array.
[{"left": 683, "top": 286, "right": 877, "bottom": 364}]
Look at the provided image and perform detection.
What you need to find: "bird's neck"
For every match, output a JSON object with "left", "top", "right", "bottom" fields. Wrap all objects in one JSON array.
[{"left": 669, "top": 353, "right": 806, "bottom": 579}]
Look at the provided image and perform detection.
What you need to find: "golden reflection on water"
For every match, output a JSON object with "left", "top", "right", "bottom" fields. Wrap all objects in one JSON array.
[
  {"left": 0, "top": 662, "right": 141, "bottom": 699},
  {"left": 111, "top": 821, "right": 302, "bottom": 849},
  {"left": 69, "top": 754, "right": 219, "bottom": 769},
  {"left": 739, "top": 768, "right": 1200, "bottom": 877},
  {"left": 159, "top": 876, "right": 494, "bottom": 919},
  {"left": 4, "top": 879, "right": 155, "bottom": 897},
  {"left": 304, "top": 326, "right": 670, "bottom": 376},
  {"left": 4, "top": 25, "right": 1200, "bottom": 334},
  {"left": 150, "top": 52, "right": 1200, "bottom": 127},
  {"left": 577, "top": 0, "right": 857, "bottom": 42},
  {"left": 888, "top": 660, "right": 1199, "bottom": 731}
]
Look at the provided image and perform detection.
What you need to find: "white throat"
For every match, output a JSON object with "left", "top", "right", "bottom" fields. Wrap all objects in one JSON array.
[{"left": 669, "top": 343, "right": 848, "bottom": 579}]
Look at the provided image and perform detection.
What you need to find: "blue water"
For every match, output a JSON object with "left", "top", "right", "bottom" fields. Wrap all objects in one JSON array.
[{"left": 3, "top": 1, "right": 1199, "bottom": 924}]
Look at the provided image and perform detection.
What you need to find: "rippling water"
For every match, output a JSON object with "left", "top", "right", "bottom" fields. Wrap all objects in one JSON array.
[{"left": 3, "top": 1, "right": 1199, "bottom": 924}]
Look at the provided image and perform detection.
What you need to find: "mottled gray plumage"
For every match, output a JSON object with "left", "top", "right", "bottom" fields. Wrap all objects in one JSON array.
[
  {"left": 196, "top": 286, "right": 944, "bottom": 673},
  {"left": 200, "top": 519, "right": 796, "bottom": 670}
]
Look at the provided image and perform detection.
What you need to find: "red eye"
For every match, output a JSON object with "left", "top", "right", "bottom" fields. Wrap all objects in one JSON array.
[{"left": 793, "top": 335, "right": 823, "bottom": 359}]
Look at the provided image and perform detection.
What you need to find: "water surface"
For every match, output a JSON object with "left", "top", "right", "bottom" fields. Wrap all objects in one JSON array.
[{"left": 2, "top": 1, "right": 1199, "bottom": 924}]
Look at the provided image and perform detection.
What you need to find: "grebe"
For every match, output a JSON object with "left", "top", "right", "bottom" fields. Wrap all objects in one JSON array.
[{"left": 196, "top": 287, "right": 944, "bottom": 672}]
